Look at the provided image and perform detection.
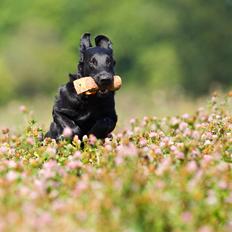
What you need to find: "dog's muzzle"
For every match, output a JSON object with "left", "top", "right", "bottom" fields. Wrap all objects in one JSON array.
[{"left": 95, "top": 72, "right": 113, "bottom": 89}]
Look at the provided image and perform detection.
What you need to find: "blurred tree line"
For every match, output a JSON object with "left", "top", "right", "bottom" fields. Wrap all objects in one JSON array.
[{"left": 0, "top": 0, "right": 232, "bottom": 104}]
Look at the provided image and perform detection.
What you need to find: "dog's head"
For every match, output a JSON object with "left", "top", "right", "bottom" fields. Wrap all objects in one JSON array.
[{"left": 77, "top": 33, "right": 116, "bottom": 93}]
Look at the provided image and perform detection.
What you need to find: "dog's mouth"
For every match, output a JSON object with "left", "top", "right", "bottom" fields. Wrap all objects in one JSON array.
[{"left": 99, "top": 88, "right": 109, "bottom": 95}]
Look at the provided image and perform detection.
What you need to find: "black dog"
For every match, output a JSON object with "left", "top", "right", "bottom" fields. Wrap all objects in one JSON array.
[{"left": 45, "top": 33, "right": 117, "bottom": 140}]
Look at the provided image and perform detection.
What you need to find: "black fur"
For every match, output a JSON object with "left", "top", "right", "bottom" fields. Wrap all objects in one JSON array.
[{"left": 45, "top": 33, "right": 117, "bottom": 140}]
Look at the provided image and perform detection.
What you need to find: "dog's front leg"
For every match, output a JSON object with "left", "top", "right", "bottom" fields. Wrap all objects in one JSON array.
[
  {"left": 52, "top": 109, "right": 83, "bottom": 139},
  {"left": 88, "top": 117, "right": 117, "bottom": 139}
]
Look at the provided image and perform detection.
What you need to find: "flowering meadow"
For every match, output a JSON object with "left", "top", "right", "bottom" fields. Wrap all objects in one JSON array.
[{"left": 0, "top": 94, "right": 231, "bottom": 232}]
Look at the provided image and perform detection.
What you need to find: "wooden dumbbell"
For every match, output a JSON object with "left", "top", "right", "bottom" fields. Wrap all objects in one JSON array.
[{"left": 73, "top": 75, "right": 122, "bottom": 95}]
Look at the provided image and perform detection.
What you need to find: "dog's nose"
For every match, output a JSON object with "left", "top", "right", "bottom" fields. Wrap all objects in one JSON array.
[{"left": 99, "top": 75, "right": 113, "bottom": 86}]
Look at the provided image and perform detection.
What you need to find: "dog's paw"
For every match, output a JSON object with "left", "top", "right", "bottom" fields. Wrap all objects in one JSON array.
[{"left": 72, "top": 126, "right": 82, "bottom": 137}]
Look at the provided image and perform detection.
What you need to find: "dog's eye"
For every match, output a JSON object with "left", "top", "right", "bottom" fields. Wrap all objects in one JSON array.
[
  {"left": 106, "top": 57, "right": 111, "bottom": 66},
  {"left": 89, "top": 58, "right": 97, "bottom": 67}
]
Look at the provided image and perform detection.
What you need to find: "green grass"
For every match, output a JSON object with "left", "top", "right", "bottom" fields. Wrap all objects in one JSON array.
[{"left": 0, "top": 88, "right": 205, "bottom": 131}]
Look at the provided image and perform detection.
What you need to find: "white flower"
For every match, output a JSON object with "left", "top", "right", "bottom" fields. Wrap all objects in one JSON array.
[{"left": 63, "top": 127, "right": 73, "bottom": 138}]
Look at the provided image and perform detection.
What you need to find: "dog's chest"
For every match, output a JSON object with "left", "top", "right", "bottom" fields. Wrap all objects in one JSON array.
[{"left": 75, "top": 96, "right": 113, "bottom": 123}]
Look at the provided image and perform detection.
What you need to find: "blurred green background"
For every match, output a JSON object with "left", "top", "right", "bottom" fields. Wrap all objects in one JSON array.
[{"left": 0, "top": 0, "right": 232, "bottom": 130}]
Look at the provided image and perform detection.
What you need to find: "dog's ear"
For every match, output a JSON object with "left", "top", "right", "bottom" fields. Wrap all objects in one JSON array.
[
  {"left": 95, "top": 35, "right": 113, "bottom": 50},
  {"left": 80, "top": 33, "right": 92, "bottom": 62},
  {"left": 77, "top": 33, "right": 92, "bottom": 76}
]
